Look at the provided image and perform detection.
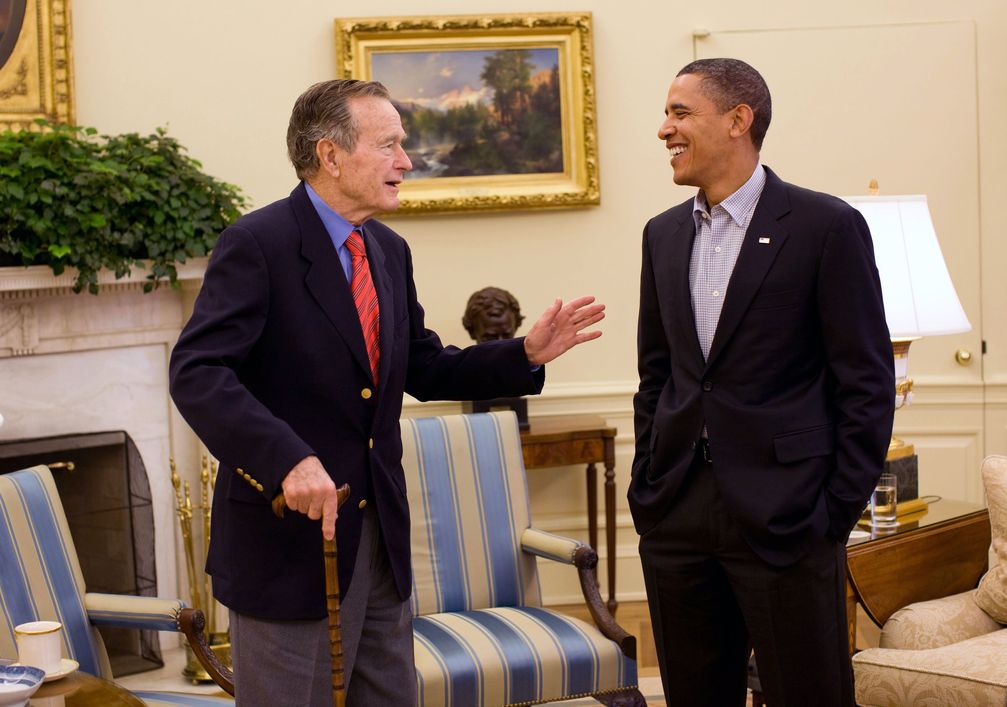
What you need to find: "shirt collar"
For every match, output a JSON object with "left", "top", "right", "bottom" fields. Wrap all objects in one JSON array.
[
  {"left": 692, "top": 163, "right": 767, "bottom": 229},
  {"left": 304, "top": 181, "right": 356, "bottom": 249}
]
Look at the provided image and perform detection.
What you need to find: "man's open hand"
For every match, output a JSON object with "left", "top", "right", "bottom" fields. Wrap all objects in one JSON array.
[{"left": 523, "top": 296, "right": 606, "bottom": 366}]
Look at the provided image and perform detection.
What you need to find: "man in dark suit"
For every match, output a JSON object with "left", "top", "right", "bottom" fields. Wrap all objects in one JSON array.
[
  {"left": 169, "top": 79, "right": 604, "bottom": 706},
  {"left": 628, "top": 58, "right": 894, "bottom": 706}
]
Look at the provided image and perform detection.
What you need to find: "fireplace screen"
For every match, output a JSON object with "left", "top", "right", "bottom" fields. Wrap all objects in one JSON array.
[{"left": 0, "top": 431, "right": 162, "bottom": 676}]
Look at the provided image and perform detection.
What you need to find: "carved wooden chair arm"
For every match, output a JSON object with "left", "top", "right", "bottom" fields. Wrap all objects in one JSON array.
[
  {"left": 178, "top": 607, "right": 235, "bottom": 696},
  {"left": 520, "top": 528, "right": 636, "bottom": 659}
]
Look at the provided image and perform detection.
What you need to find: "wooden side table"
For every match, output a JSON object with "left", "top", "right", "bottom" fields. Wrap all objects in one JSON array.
[
  {"left": 845, "top": 500, "right": 991, "bottom": 652},
  {"left": 32, "top": 670, "right": 146, "bottom": 705},
  {"left": 520, "top": 415, "right": 618, "bottom": 614}
]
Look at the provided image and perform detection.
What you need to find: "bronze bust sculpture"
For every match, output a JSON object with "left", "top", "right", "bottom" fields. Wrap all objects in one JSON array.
[
  {"left": 461, "top": 287, "right": 529, "bottom": 429},
  {"left": 462, "top": 286, "right": 525, "bottom": 343}
]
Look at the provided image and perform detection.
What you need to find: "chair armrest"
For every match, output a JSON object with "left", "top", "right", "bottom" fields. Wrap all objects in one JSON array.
[
  {"left": 880, "top": 589, "right": 1003, "bottom": 650},
  {"left": 521, "top": 528, "right": 583, "bottom": 563},
  {"left": 178, "top": 608, "right": 235, "bottom": 696},
  {"left": 520, "top": 528, "right": 636, "bottom": 660},
  {"left": 83, "top": 593, "right": 185, "bottom": 632},
  {"left": 83, "top": 594, "right": 235, "bottom": 695}
]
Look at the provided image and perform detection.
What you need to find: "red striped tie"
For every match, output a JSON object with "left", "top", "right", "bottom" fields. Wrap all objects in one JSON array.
[{"left": 346, "top": 230, "right": 380, "bottom": 384}]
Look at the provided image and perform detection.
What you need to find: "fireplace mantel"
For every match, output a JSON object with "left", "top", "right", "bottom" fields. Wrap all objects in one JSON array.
[
  {"left": 0, "top": 259, "right": 208, "bottom": 358},
  {"left": 0, "top": 259, "right": 208, "bottom": 297}
]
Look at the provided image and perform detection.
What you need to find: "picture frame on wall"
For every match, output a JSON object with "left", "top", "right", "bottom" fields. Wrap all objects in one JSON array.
[
  {"left": 0, "top": 0, "right": 74, "bottom": 131},
  {"left": 335, "top": 12, "right": 599, "bottom": 214}
]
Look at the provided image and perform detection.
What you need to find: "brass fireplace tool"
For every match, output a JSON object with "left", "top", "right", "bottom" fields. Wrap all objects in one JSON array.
[{"left": 171, "top": 455, "right": 231, "bottom": 683}]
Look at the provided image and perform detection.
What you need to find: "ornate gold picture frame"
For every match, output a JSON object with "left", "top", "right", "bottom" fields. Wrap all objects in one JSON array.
[
  {"left": 0, "top": 0, "right": 74, "bottom": 131},
  {"left": 335, "top": 12, "right": 599, "bottom": 214}
]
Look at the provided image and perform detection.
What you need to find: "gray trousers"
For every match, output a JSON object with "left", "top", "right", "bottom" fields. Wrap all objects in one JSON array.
[{"left": 229, "top": 506, "right": 416, "bottom": 706}]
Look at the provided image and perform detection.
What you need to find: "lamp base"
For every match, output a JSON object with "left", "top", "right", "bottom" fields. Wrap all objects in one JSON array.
[{"left": 884, "top": 449, "right": 919, "bottom": 502}]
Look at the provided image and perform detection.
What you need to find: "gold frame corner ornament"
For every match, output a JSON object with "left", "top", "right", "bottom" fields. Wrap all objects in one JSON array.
[
  {"left": 0, "top": 0, "right": 75, "bottom": 132},
  {"left": 334, "top": 12, "right": 600, "bottom": 215}
]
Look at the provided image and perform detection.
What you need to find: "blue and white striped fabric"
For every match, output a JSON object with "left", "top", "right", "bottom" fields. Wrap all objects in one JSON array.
[
  {"left": 414, "top": 606, "right": 636, "bottom": 707},
  {"left": 0, "top": 466, "right": 233, "bottom": 705},
  {"left": 402, "top": 413, "right": 638, "bottom": 707},
  {"left": 0, "top": 466, "right": 107, "bottom": 677},
  {"left": 84, "top": 592, "right": 186, "bottom": 632},
  {"left": 405, "top": 412, "right": 540, "bottom": 616}
]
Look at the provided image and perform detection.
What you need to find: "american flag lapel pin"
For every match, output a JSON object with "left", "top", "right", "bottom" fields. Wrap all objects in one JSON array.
[{"left": 758, "top": 236, "right": 771, "bottom": 245}]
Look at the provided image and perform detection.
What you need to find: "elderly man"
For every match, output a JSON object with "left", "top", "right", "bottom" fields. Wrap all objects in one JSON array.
[
  {"left": 628, "top": 58, "right": 894, "bottom": 706},
  {"left": 170, "top": 79, "right": 604, "bottom": 706}
]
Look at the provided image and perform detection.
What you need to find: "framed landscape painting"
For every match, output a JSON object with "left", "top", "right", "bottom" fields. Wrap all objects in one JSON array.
[
  {"left": 0, "top": 0, "right": 74, "bottom": 131},
  {"left": 335, "top": 12, "right": 599, "bottom": 214}
]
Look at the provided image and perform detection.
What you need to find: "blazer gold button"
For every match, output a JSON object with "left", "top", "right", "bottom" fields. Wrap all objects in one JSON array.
[
  {"left": 236, "top": 467, "right": 244, "bottom": 474},
  {"left": 368, "top": 438, "right": 374, "bottom": 449},
  {"left": 243, "top": 473, "right": 252, "bottom": 481},
  {"left": 361, "top": 388, "right": 372, "bottom": 400},
  {"left": 255, "top": 483, "right": 264, "bottom": 492},
  {"left": 358, "top": 499, "right": 367, "bottom": 509}
]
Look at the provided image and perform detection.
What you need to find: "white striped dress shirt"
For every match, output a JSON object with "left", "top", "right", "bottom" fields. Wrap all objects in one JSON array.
[{"left": 689, "top": 164, "right": 767, "bottom": 360}]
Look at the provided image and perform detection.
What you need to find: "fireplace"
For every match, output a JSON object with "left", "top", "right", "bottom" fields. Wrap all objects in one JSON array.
[
  {"left": 1, "top": 261, "right": 211, "bottom": 666},
  {"left": 0, "top": 431, "right": 163, "bottom": 676}
]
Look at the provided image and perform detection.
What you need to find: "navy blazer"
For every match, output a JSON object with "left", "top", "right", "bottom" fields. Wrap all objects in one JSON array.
[
  {"left": 170, "top": 183, "right": 544, "bottom": 620},
  {"left": 628, "top": 167, "right": 895, "bottom": 566}
]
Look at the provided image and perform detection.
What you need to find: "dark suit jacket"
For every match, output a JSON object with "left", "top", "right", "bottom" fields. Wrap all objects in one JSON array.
[
  {"left": 628, "top": 167, "right": 895, "bottom": 566},
  {"left": 169, "top": 183, "right": 544, "bottom": 620}
]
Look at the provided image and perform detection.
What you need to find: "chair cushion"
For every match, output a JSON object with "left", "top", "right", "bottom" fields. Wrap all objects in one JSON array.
[
  {"left": 403, "top": 413, "right": 541, "bottom": 616},
  {"left": 976, "top": 455, "right": 1007, "bottom": 623},
  {"left": 413, "top": 606, "right": 637, "bottom": 707},
  {"left": 880, "top": 590, "right": 1002, "bottom": 650},
  {"left": 853, "top": 628, "right": 1007, "bottom": 707}
]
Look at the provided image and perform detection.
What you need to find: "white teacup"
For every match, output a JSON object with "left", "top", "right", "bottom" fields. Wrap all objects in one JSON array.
[{"left": 14, "top": 620, "right": 63, "bottom": 673}]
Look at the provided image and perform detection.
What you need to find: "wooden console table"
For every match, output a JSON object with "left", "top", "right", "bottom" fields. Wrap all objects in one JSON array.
[
  {"left": 520, "top": 415, "right": 618, "bottom": 614},
  {"left": 845, "top": 499, "right": 991, "bottom": 652}
]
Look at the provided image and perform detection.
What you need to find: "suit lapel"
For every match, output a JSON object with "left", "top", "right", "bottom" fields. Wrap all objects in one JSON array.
[
  {"left": 705, "top": 169, "right": 791, "bottom": 369},
  {"left": 292, "top": 184, "right": 373, "bottom": 381},
  {"left": 664, "top": 213, "right": 706, "bottom": 368}
]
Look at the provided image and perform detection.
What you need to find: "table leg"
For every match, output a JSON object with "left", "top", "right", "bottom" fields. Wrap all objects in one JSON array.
[
  {"left": 604, "top": 458, "right": 618, "bottom": 616},
  {"left": 586, "top": 462, "right": 599, "bottom": 581}
]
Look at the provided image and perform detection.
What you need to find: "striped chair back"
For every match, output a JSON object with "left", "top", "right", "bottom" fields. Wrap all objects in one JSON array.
[
  {"left": 402, "top": 412, "right": 542, "bottom": 617},
  {"left": 0, "top": 466, "right": 109, "bottom": 677}
]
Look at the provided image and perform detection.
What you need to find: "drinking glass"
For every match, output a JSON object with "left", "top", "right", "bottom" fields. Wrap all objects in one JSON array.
[{"left": 870, "top": 473, "right": 898, "bottom": 528}]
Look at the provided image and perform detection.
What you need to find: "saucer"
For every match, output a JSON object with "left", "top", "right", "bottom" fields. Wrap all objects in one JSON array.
[{"left": 42, "top": 659, "right": 77, "bottom": 683}]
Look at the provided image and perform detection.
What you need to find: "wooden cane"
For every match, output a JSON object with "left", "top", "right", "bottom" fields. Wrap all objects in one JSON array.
[{"left": 272, "top": 485, "right": 351, "bottom": 707}]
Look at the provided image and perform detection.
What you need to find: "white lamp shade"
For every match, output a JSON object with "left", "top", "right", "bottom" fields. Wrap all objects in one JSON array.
[{"left": 842, "top": 195, "right": 971, "bottom": 338}]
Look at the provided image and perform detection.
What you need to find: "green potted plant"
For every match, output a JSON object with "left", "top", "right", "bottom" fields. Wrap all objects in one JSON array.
[{"left": 0, "top": 121, "right": 247, "bottom": 293}]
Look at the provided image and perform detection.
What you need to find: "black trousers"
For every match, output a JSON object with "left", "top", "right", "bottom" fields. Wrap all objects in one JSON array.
[{"left": 639, "top": 452, "right": 853, "bottom": 707}]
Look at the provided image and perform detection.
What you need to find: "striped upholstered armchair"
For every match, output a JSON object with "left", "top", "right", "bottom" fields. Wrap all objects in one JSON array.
[
  {"left": 402, "top": 412, "right": 645, "bottom": 707},
  {"left": 0, "top": 465, "right": 232, "bottom": 706}
]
